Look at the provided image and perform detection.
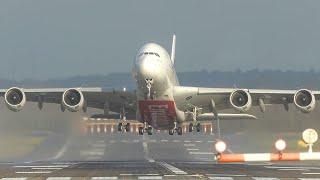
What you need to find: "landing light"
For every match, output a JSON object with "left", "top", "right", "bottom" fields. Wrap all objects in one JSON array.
[
  {"left": 275, "top": 139, "right": 286, "bottom": 152},
  {"left": 215, "top": 140, "right": 227, "bottom": 153}
]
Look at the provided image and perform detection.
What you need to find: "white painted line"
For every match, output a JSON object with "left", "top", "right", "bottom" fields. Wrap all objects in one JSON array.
[
  {"left": 47, "top": 178, "right": 71, "bottom": 180},
  {"left": 209, "top": 177, "right": 233, "bottom": 180},
  {"left": 138, "top": 176, "right": 162, "bottom": 180},
  {"left": 187, "top": 148, "right": 199, "bottom": 151},
  {"left": 252, "top": 178, "right": 280, "bottom": 180},
  {"left": 16, "top": 171, "right": 52, "bottom": 174},
  {"left": 91, "top": 177, "right": 119, "bottom": 180},
  {"left": 278, "top": 169, "right": 309, "bottom": 171},
  {"left": 184, "top": 140, "right": 191, "bottom": 143},
  {"left": 172, "top": 140, "right": 180, "bottom": 142},
  {"left": 1, "top": 178, "right": 27, "bottom": 180},
  {"left": 207, "top": 174, "right": 246, "bottom": 177},
  {"left": 184, "top": 144, "right": 195, "bottom": 146},
  {"left": 189, "top": 152, "right": 215, "bottom": 155},
  {"left": 264, "top": 166, "right": 320, "bottom": 170},
  {"left": 32, "top": 167, "right": 63, "bottom": 170},
  {"left": 161, "top": 140, "right": 168, "bottom": 142},
  {"left": 14, "top": 165, "right": 69, "bottom": 168},
  {"left": 302, "top": 172, "right": 320, "bottom": 175},
  {"left": 158, "top": 162, "right": 187, "bottom": 175},
  {"left": 196, "top": 140, "right": 203, "bottom": 143},
  {"left": 207, "top": 140, "right": 215, "bottom": 143},
  {"left": 120, "top": 174, "right": 159, "bottom": 176}
]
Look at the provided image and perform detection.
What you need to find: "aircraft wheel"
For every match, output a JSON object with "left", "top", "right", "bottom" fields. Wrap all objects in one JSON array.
[
  {"left": 147, "top": 127, "right": 153, "bottom": 135},
  {"left": 138, "top": 127, "right": 144, "bottom": 135},
  {"left": 189, "top": 123, "right": 193, "bottom": 132},
  {"left": 196, "top": 123, "right": 201, "bottom": 132},
  {"left": 118, "top": 123, "right": 123, "bottom": 132},
  {"left": 177, "top": 127, "right": 182, "bottom": 135},
  {"left": 169, "top": 129, "right": 174, "bottom": 135},
  {"left": 125, "top": 123, "right": 130, "bottom": 132}
]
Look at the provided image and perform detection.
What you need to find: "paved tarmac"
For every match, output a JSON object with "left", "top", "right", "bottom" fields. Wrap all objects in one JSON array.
[{"left": 0, "top": 128, "right": 320, "bottom": 179}]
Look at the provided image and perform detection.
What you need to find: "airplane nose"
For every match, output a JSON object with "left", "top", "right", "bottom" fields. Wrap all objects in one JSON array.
[{"left": 138, "top": 57, "right": 160, "bottom": 78}]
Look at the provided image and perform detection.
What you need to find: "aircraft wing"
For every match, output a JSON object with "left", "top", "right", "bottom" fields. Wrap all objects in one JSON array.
[
  {"left": 174, "top": 86, "right": 320, "bottom": 116},
  {"left": 0, "top": 87, "right": 137, "bottom": 119}
]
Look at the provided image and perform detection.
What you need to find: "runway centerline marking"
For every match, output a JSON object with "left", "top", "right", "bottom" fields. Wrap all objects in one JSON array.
[{"left": 157, "top": 162, "right": 187, "bottom": 175}]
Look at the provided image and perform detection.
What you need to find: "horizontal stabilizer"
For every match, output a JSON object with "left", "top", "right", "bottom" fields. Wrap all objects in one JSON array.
[{"left": 197, "top": 113, "right": 257, "bottom": 121}]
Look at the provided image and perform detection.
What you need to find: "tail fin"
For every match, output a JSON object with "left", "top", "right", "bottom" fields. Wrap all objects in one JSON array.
[{"left": 171, "top": 34, "right": 176, "bottom": 64}]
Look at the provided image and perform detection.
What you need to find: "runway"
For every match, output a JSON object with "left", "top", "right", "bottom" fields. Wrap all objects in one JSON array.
[{"left": 0, "top": 130, "right": 320, "bottom": 179}]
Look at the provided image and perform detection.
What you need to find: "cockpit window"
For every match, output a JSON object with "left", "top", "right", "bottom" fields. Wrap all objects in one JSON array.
[{"left": 139, "top": 52, "right": 160, "bottom": 58}]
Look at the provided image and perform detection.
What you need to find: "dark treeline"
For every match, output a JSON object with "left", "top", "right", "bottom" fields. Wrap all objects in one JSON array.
[{"left": 1, "top": 69, "right": 320, "bottom": 89}]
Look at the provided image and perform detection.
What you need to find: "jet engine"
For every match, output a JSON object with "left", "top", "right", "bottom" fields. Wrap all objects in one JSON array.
[
  {"left": 4, "top": 87, "right": 26, "bottom": 112},
  {"left": 62, "top": 88, "right": 84, "bottom": 112},
  {"left": 229, "top": 89, "right": 252, "bottom": 112},
  {"left": 293, "top": 89, "right": 315, "bottom": 113}
]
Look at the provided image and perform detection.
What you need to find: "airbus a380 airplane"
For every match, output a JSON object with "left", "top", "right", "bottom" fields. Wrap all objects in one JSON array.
[{"left": 1, "top": 35, "right": 319, "bottom": 135}]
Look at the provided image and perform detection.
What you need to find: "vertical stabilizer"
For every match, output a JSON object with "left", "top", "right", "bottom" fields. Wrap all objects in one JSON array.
[{"left": 171, "top": 34, "right": 176, "bottom": 64}]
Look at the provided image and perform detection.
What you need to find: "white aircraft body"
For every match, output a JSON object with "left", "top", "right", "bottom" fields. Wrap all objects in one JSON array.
[{"left": 1, "top": 35, "right": 319, "bottom": 135}]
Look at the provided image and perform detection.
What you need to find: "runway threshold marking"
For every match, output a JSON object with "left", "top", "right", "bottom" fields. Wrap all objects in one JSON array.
[{"left": 157, "top": 162, "right": 187, "bottom": 175}]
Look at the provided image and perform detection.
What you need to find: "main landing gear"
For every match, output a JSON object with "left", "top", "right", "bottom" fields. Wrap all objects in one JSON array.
[
  {"left": 138, "top": 122, "right": 153, "bottom": 135},
  {"left": 188, "top": 122, "right": 201, "bottom": 133},
  {"left": 169, "top": 122, "right": 183, "bottom": 135},
  {"left": 118, "top": 122, "right": 131, "bottom": 132}
]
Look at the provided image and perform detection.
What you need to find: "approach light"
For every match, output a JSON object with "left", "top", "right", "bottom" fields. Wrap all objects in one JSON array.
[
  {"left": 215, "top": 140, "right": 227, "bottom": 153},
  {"left": 275, "top": 139, "right": 286, "bottom": 152}
]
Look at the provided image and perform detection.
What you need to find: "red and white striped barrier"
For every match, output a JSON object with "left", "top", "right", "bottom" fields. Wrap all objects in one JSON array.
[{"left": 217, "top": 152, "right": 320, "bottom": 163}]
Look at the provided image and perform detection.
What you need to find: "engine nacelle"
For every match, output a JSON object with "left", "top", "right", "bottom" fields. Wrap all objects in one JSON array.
[
  {"left": 4, "top": 87, "right": 26, "bottom": 112},
  {"left": 294, "top": 89, "right": 316, "bottom": 113},
  {"left": 62, "top": 88, "right": 84, "bottom": 112},
  {"left": 229, "top": 89, "right": 252, "bottom": 112}
]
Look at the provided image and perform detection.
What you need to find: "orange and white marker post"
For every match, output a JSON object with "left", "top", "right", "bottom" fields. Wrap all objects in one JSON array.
[
  {"left": 214, "top": 135, "right": 320, "bottom": 163},
  {"left": 216, "top": 152, "right": 320, "bottom": 163}
]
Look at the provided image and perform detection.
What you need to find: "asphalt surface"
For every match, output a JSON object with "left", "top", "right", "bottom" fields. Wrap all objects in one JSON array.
[{"left": 0, "top": 128, "right": 319, "bottom": 180}]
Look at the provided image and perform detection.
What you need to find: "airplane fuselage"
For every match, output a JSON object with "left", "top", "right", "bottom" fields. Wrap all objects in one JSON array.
[{"left": 132, "top": 43, "right": 181, "bottom": 130}]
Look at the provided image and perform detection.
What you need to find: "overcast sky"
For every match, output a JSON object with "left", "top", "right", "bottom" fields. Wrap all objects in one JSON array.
[{"left": 1, "top": 0, "right": 320, "bottom": 80}]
